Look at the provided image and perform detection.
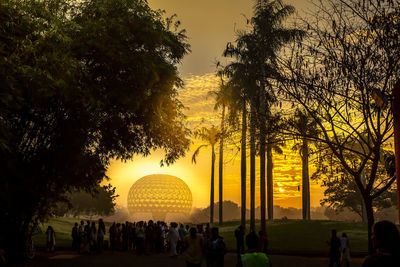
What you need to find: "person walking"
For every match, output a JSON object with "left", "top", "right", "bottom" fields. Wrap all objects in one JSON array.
[
  {"left": 178, "top": 224, "right": 186, "bottom": 254},
  {"left": 136, "top": 221, "right": 145, "bottom": 255},
  {"left": 362, "top": 220, "right": 400, "bottom": 267},
  {"left": 71, "top": 223, "right": 79, "bottom": 251},
  {"left": 205, "top": 227, "right": 226, "bottom": 267},
  {"left": 109, "top": 222, "right": 116, "bottom": 250},
  {"left": 90, "top": 222, "right": 97, "bottom": 253},
  {"left": 184, "top": 227, "right": 204, "bottom": 267},
  {"left": 341, "top": 233, "right": 350, "bottom": 267},
  {"left": 45, "top": 226, "right": 56, "bottom": 252},
  {"left": 328, "top": 229, "right": 341, "bottom": 267},
  {"left": 240, "top": 231, "right": 270, "bottom": 267},
  {"left": 78, "top": 221, "right": 85, "bottom": 252},
  {"left": 234, "top": 225, "right": 245, "bottom": 263},
  {"left": 97, "top": 219, "right": 106, "bottom": 252},
  {"left": 168, "top": 222, "right": 179, "bottom": 257}
]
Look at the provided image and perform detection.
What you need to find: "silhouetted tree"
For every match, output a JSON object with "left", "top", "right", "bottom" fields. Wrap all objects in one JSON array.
[
  {"left": 209, "top": 80, "right": 232, "bottom": 225},
  {"left": 287, "top": 109, "right": 319, "bottom": 220},
  {"left": 264, "top": 112, "right": 285, "bottom": 220},
  {"left": 222, "top": 37, "right": 256, "bottom": 230},
  {"left": 192, "top": 126, "right": 220, "bottom": 224},
  {"left": 54, "top": 184, "right": 118, "bottom": 217},
  {"left": 252, "top": 0, "right": 303, "bottom": 230},
  {"left": 315, "top": 146, "right": 397, "bottom": 220},
  {"left": 0, "top": 0, "right": 189, "bottom": 261},
  {"left": 280, "top": 0, "right": 400, "bottom": 252}
]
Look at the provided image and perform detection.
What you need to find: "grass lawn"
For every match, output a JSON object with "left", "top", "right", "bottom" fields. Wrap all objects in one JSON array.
[
  {"left": 33, "top": 217, "right": 368, "bottom": 254},
  {"left": 218, "top": 219, "right": 368, "bottom": 253}
]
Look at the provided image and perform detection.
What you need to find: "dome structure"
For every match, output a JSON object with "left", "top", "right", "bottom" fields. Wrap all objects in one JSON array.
[{"left": 127, "top": 174, "right": 192, "bottom": 221}]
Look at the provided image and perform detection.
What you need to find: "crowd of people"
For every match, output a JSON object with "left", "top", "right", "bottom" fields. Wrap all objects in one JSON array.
[
  {"left": 67, "top": 219, "right": 228, "bottom": 266},
  {"left": 41, "top": 219, "right": 400, "bottom": 267}
]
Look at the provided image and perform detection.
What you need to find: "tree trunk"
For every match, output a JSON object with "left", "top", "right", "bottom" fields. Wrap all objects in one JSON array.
[
  {"left": 219, "top": 104, "right": 225, "bottom": 225},
  {"left": 363, "top": 195, "right": 375, "bottom": 254},
  {"left": 260, "top": 99, "right": 267, "bottom": 232},
  {"left": 250, "top": 103, "right": 256, "bottom": 232},
  {"left": 301, "top": 139, "right": 310, "bottom": 220},
  {"left": 4, "top": 212, "right": 33, "bottom": 263},
  {"left": 266, "top": 144, "right": 273, "bottom": 220},
  {"left": 210, "top": 145, "right": 215, "bottom": 224},
  {"left": 361, "top": 169, "right": 368, "bottom": 223},
  {"left": 241, "top": 102, "right": 247, "bottom": 229}
]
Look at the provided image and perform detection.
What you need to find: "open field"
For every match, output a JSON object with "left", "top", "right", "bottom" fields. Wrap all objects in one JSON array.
[
  {"left": 33, "top": 217, "right": 368, "bottom": 254},
  {"left": 218, "top": 219, "right": 368, "bottom": 254}
]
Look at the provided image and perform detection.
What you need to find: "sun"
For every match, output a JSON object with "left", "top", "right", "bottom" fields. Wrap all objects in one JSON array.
[{"left": 279, "top": 187, "right": 285, "bottom": 192}]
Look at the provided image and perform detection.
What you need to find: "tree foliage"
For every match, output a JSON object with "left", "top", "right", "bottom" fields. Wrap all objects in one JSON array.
[
  {"left": 54, "top": 184, "right": 118, "bottom": 217},
  {"left": 279, "top": 0, "right": 399, "bottom": 252},
  {"left": 0, "top": 0, "right": 189, "bottom": 260}
]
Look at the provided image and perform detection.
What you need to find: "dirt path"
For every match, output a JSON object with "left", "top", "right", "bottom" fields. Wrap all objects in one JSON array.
[{"left": 18, "top": 251, "right": 364, "bottom": 267}]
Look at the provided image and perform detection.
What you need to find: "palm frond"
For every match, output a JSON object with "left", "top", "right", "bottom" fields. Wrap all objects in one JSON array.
[{"left": 191, "top": 144, "right": 208, "bottom": 164}]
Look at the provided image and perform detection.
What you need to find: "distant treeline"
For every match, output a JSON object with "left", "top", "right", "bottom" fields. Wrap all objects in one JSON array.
[{"left": 103, "top": 200, "right": 398, "bottom": 224}]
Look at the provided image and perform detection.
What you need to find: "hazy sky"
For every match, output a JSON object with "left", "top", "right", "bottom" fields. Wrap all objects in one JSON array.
[
  {"left": 106, "top": 0, "right": 323, "bottom": 211},
  {"left": 148, "top": 0, "right": 311, "bottom": 77}
]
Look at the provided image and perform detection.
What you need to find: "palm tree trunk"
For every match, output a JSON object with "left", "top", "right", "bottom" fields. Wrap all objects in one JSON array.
[
  {"left": 301, "top": 139, "right": 310, "bottom": 220},
  {"left": 250, "top": 103, "right": 256, "bottom": 232},
  {"left": 241, "top": 102, "right": 247, "bottom": 229},
  {"left": 266, "top": 143, "right": 273, "bottom": 220},
  {"left": 218, "top": 104, "right": 225, "bottom": 225},
  {"left": 210, "top": 145, "right": 215, "bottom": 224},
  {"left": 260, "top": 97, "right": 266, "bottom": 232}
]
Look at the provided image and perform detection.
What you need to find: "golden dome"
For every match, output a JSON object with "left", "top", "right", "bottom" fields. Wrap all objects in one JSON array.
[{"left": 127, "top": 174, "right": 192, "bottom": 220}]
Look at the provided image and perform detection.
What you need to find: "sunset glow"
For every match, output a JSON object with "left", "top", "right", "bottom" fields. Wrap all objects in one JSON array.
[{"left": 106, "top": 72, "right": 324, "bottom": 209}]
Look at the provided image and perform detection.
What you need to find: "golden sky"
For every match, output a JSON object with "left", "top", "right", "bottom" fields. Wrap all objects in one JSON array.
[{"left": 106, "top": 0, "right": 324, "bottom": 210}]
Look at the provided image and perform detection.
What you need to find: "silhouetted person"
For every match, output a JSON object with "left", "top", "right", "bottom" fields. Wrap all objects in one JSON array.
[
  {"left": 121, "top": 223, "right": 127, "bottom": 250},
  {"left": 240, "top": 231, "right": 270, "bottom": 267},
  {"left": 97, "top": 219, "right": 106, "bottom": 252},
  {"left": 116, "top": 223, "right": 121, "bottom": 250},
  {"left": 154, "top": 222, "right": 163, "bottom": 253},
  {"left": 234, "top": 225, "right": 245, "bottom": 261},
  {"left": 328, "top": 229, "right": 341, "bottom": 267},
  {"left": 362, "top": 220, "right": 400, "bottom": 267},
  {"left": 90, "top": 222, "right": 97, "bottom": 252},
  {"left": 109, "top": 222, "right": 116, "bottom": 250},
  {"left": 169, "top": 222, "right": 179, "bottom": 257},
  {"left": 184, "top": 227, "right": 204, "bottom": 267},
  {"left": 205, "top": 227, "right": 226, "bottom": 267},
  {"left": 130, "top": 222, "right": 136, "bottom": 251},
  {"left": 78, "top": 221, "right": 85, "bottom": 252},
  {"left": 341, "top": 233, "right": 350, "bottom": 267},
  {"left": 136, "top": 221, "right": 145, "bottom": 255},
  {"left": 72, "top": 222, "right": 79, "bottom": 251},
  {"left": 46, "top": 226, "right": 56, "bottom": 252},
  {"left": 178, "top": 224, "right": 186, "bottom": 254},
  {"left": 258, "top": 231, "right": 268, "bottom": 253},
  {"left": 197, "top": 224, "right": 204, "bottom": 235}
]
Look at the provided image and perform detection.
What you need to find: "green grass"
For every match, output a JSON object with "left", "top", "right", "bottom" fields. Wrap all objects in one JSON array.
[
  {"left": 33, "top": 217, "right": 112, "bottom": 249},
  {"left": 33, "top": 217, "right": 368, "bottom": 253},
  {"left": 217, "top": 219, "right": 368, "bottom": 253}
]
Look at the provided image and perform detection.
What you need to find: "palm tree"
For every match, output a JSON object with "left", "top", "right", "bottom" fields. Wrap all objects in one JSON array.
[
  {"left": 209, "top": 80, "right": 232, "bottom": 225},
  {"left": 191, "top": 126, "right": 220, "bottom": 224},
  {"left": 250, "top": 0, "right": 303, "bottom": 230},
  {"left": 240, "top": 100, "right": 247, "bottom": 228},
  {"left": 264, "top": 112, "right": 284, "bottom": 225},
  {"left": 288, "top": 109, "right": 318, "bottom": 220},
  {"left": 222, "top": 38, "right": 257, "bottom": 229}
]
